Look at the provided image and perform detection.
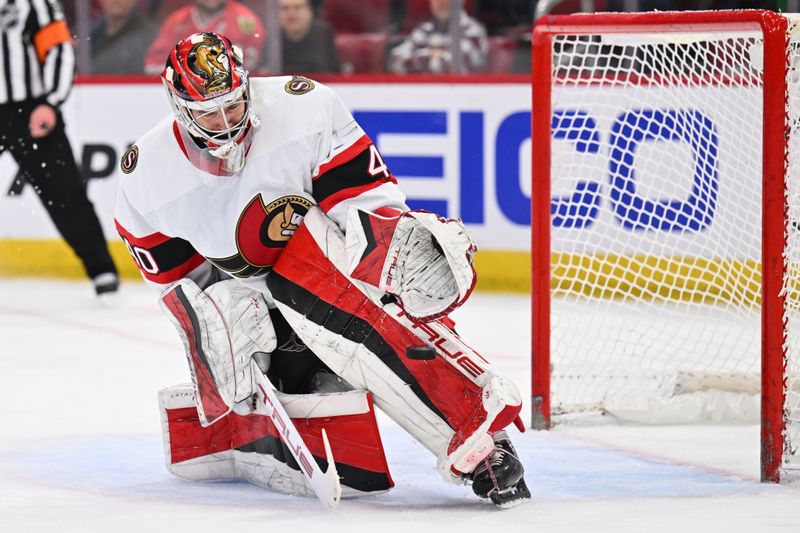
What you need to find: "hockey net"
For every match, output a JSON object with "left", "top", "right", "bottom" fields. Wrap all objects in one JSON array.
[{"left": 531, "top": 10, "right": 800, "bottom": 481}]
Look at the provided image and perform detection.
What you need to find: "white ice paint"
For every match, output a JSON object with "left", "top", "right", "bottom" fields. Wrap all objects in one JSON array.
[{"left": 1, "top": 281, "right": 799, "bottom": 532}]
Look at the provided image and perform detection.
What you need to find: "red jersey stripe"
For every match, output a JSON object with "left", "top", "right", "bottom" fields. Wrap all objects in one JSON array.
[
  {"left": 115, "top": 219, "right": 173, "bottom": 248},
  {"left": 317, "top": 178, "right": 398, "bottom": 214},
  {"left": 144, "top": 254, "right": 207, "bottom": 285}
]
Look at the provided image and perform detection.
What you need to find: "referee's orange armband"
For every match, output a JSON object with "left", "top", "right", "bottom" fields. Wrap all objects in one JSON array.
[{"left": 33, "top": 20, "right": 72, "bottom": 63}]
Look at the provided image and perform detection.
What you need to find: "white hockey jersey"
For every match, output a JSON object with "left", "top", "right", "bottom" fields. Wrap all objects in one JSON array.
[{"left": 115, "top": 76, "right": 407, "bottom": 295}]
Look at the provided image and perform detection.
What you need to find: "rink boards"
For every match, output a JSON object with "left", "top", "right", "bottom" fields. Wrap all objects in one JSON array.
[{"left": 0, "top": 79, "right": 765, "bottom": 295}]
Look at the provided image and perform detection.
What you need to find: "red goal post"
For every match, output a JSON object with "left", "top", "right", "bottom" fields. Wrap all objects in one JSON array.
[{"left": 531, "top": 10, "right": 795, "bottom": 482}]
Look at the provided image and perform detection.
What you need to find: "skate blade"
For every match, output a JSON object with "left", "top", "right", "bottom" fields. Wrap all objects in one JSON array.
[{"left": 488, "top": 481, "right": 532, "bottom": 509}]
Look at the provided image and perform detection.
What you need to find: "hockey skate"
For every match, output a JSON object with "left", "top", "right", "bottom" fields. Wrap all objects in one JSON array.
[
  {"left": 469, "top": 431, "right": 531, "bottom": 508},
  {"left": 92, "top": 272, "right": 119, "bottom": 296}
]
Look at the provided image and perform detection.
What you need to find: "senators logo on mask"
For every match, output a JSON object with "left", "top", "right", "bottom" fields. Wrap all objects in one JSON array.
[{"left": 189, "top": 38, "right": 229, "bottom": 94}]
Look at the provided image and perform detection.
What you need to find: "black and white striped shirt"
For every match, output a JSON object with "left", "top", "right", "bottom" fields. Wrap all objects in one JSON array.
[{"left": 0, "top": 0, "right": 75, "bottom": 107}]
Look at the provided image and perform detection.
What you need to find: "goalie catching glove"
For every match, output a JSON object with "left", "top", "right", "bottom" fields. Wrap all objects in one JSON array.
[{"left": 344, "top": 207, "right": 477, "bottom": 322}]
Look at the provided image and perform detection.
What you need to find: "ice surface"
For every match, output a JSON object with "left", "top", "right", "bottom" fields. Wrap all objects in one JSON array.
[{"left": 1, "top": 280, "right": 799, "bottom": 532}]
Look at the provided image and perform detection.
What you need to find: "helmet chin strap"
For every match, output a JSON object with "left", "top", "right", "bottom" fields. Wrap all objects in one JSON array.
[
  {"left": 209, "top": 142, "right": 246, "bottom": 174},
  {"left": 206, "top": 114, "right": 261, "bottom": 174}
]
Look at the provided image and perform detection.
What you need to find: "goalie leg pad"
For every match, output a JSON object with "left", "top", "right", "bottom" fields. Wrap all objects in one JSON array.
[
  {"left": 160, "top": 279, "right": 277, "bottom": 426},
  {"left": 159, "top": 384, "right": 393, "bottom": 497},
  {"left": 267, "top": 207, "right": 523, "bottom": 480}
]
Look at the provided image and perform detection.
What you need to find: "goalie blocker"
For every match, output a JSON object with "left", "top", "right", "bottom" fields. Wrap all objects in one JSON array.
[{"left": 268, "top": 207, "right": 524, "bottom": 479}]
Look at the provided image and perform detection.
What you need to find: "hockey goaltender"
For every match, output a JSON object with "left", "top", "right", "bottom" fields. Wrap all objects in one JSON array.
[{"left": 114, "top": 31, "right": 530, "bottom": 508}]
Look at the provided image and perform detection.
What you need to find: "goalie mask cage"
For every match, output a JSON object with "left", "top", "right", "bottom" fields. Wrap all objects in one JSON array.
[{"left": 530, "top": 9, "right": 800, "bottom": 482}]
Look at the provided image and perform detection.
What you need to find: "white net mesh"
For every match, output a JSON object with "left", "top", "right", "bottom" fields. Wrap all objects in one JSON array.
[{"left": 546, "top": 26, "right": 772, "bottom": 429}]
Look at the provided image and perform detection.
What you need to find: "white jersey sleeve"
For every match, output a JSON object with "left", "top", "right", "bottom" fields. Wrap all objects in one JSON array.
[
  {"left": 309, "top": 86, "right": 408, "bottom": 229},
  {"left": 114, "top": 180, "right": 217, "bottom": 291}
]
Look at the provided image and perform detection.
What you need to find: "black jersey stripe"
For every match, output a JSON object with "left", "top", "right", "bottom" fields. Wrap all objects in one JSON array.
[
  {"left": 312, "top": 147, "right": 389, "bottom": 205},
  {"left": 49, "top": 43, "right": 63, "bottom": 102},
  {"left": 1, "top": 18, "right": 13, "bottom": 102},
  {"left": 41, "top": 0, "right": 55, "bottom": 19},
  {"left": 143, "top": 236, "right": 200, "bottom": 273}
]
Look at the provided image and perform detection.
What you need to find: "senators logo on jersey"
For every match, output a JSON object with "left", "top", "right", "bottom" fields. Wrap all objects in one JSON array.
[
  {"left": 284, "top": 76, "right": 315, "bottom": 95},
  {"left": 120, "top": 145, "right": 139, "bottom": 174},
  {"left": 208, "top": 194, "right": 313, "bottom": 278}
]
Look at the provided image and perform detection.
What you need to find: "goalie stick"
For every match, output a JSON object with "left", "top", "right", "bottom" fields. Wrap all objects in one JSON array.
[{"left": 249, "top": 360, "right": 343, "bottom": 508}]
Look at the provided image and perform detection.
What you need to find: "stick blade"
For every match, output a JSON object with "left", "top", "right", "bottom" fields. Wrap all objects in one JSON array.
[
  {"left": 321, "top": 428, "right": 342, "bottom": 506},
  {"left": 250, "top": 361, "right": 342, "bottom": 508}
]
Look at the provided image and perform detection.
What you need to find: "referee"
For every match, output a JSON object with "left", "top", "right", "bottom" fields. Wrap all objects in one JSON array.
[{"left": 1, "top": 0, "right": 118, "bottom": 295}]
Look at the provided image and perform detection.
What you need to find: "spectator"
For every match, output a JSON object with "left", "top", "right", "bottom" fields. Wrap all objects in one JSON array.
[
  {"left": 389, "top": 0, "right": 488, "bottom": 74},
  {"left": 270, "top": 0, "right": 340, "bottom": 74},
  {"left": 91, "top": 0, "right": 158, "bottom": 74},
  {"left": 144, "top": 0, "right": 265, "bottom": 74},
  {"left": 1, "top": 0, "right": 119, "bottom": 296},
  {"left": 474, "top": 0, "right": 533, "bottom": 35}
]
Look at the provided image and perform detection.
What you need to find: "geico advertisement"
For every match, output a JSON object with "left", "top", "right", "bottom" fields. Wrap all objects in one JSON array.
[
  {"left": 0, "top": 82, "right": 533, "bottom": 250},
  {"left": 550, "top": 85, "right": 762, "bottom": 258},
  {"left": 0, "top": 81, "right": 760, "bottom": 256}
]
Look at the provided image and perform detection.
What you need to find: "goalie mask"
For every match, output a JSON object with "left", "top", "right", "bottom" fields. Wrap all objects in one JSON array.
[{"left": 162, "top": 32, "right": 257, "bottom": 175}]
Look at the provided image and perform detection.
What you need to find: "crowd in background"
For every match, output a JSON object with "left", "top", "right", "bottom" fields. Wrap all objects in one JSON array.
[{"left": 66, "top": 0, "right": 779, "bottom": 77}]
